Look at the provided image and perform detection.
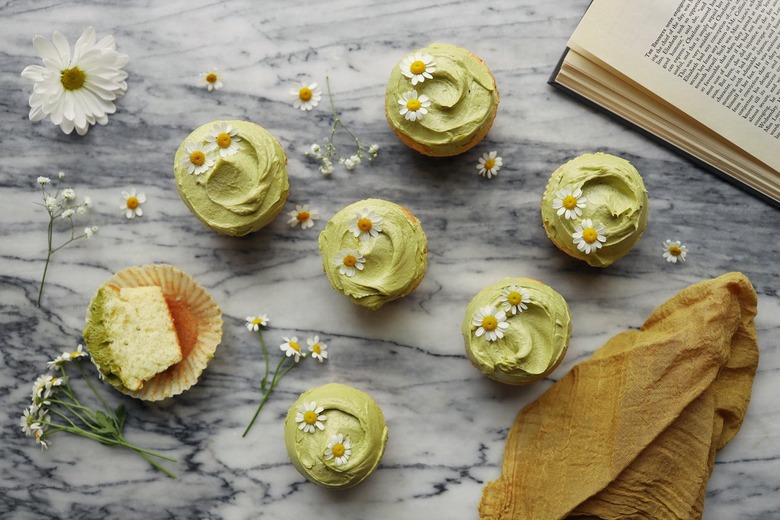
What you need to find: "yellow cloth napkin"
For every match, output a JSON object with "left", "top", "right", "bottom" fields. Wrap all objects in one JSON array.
[{"left": 479, "top": 272, "right": 759, "bottom": 520}]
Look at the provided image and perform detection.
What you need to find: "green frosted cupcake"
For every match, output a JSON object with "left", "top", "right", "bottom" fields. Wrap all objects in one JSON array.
[
  {"left": 284, "top": 383, "right": 389, "bottom": 489},
  {"left": 462, "top": 278, "right": 571, "bottom": 385},
  {"left": 318, "top": 199, "right": 428, "bottom": 310},
  {"left": 541, "top": 153, "right": 649, "bottom": 267},
  {"left": 173, "top": 120, "right": 289, "bottom": 236},
  {"left": 385, "top": 43, "right": 499, "bottom": 156}
]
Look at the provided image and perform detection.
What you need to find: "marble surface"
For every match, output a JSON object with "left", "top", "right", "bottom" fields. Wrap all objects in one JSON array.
[{"left": 2, "top": 1, "right": 779, "bottom": 518}]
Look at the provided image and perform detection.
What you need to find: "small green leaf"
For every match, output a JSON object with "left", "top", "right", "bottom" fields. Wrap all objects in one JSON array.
[{"left": 114, "top": 404, "right": 126, "bottom": 431}]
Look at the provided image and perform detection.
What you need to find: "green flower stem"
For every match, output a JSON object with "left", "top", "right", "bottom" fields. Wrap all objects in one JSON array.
[
  {"left": 48, "top": 397, "right": 99, "bottom": 429},
  {"left": 36, "top": 218, "right": 54, "bottom": 307},
  {"left": 259, "top": 330, "right": 269, "bottom": 392},
  {"left": 324, "top": 76, "right": 363, "bottom": 161},
  {"left": 243, "top": 356, "right": 296, "bottom": 438},
  {"left": 76, "top": 362, "right": 113, "bottom": 414}
]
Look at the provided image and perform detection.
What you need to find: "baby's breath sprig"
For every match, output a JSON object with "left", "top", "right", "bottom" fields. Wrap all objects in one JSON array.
[
  {"left": 34, "top": 172, "right": 98, "bottom": 307},
  {"left": 242, "top": 315, "right": 329, "bottom": 437},
  {"left": 20, "top": 344, "right": 177, "bottom": 478},
  {"left": 304, "top": 76, "right": 379, "bottom": 176}
]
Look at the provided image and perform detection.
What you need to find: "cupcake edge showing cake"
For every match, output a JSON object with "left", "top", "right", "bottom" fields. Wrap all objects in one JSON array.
[
  {"left": 541, "top": 152, "right": 649, "bottom": 268},
  {"left": 462, "top": 277, "right": 571, "bottom": 385},
  {"left": 173, "top": 120, "right": 289, "bottom": 236},
  {"left": 385, "top": 43, "right": 499, "bottom": 157},
  {"left": 284, "top": 383, "right": 389, "bottom": 489}
]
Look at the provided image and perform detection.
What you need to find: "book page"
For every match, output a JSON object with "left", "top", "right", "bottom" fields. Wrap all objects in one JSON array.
[{"left": 568, "top": 0, "right": 780, "bottom": 172}]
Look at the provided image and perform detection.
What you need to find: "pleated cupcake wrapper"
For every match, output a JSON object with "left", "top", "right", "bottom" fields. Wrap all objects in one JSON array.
[{"left": 87, "top": 264, "right": 222, "bottom": 401}]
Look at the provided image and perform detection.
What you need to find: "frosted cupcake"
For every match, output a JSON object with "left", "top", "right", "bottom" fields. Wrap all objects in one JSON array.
[
  {"left": 385, "top": 43, "right": 499, "bottom": 157},
  {"left": 284, "top": 383, "right": 388, "bottom": 489},
  {"left": 318, "top": 199, "right": 428, "bottom": 310},
  {"left": 462, "top": 278, "right": 571, "bottom": 385},
  {"left": 173, "top": 120, "right": 289, "bottom": 236},
  {"left": 83, "top": 264, "right": 223, "bottom": 401},
  {"left": 541, "top": 153, "right": 649, "bottom": 267}
]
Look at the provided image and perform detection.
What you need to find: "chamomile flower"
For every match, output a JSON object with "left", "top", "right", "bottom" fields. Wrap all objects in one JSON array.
[
  {"left": 291, "top": 82, "right": 322, "bottom": 111},
  {"left": 295, "top": 401, "right": 327, "bottom": 433},
  {"left": 477, "top": 151, "right": 503, "bottom": 179},
  {"left": 398, "top": 90, "right": 430, "bottom": 122},
  {"left": 245, "top": 314, "right": 270, "bottom": 331},
  {"left": 205, "top": 123, "right": 241, "bottom": 158},
  {"left": 324, "top": 434, "right": 352, "bottom": 466},
  {"left": 32, "top": 374, "right": 54, "bottom": 400},
  {"left": 335, "top": 249, "right": 365, "bottom": 277},
  {"left": 199, "top": 68, "right": 223, "bottom": 91},
  {"left": 34, "top": 425, "right": 49, "bottom": 449},
  {"left": 552, "top": 188, "right": 587, "bottom": 220},
  {"left": 20, "top": 27, "right": 129, "bottom": 136},
  {"left": 307, "top": 336, "right": 328, "bottom": 362},
  {"left": 348, "top": 208, "right": 383, "bottom": 242},
  {"left": 662, "top": 240, "right": 688, "bottom": 263},
  {"left": 121, "top": 188, "right": 145, "bottom": 219},
  {"left": 499, "top": 286, "right": 531, "bottom": 315},
  {"left": 20, "top": 405, "right": 41, "bottom": 436},
  {"left": 572, "top": 219, "right": 607, "bottom": 255},
  {"left": 287, "top": 204, "right": 319, "bottom": 229},
  {"left": 181, "top": 141, "right": 217, "bottom": 175},
  {"left": 400, "top": 52, "right": 436, "bottom": 85},
  {"left": 47, "top": 344, "right": 87, "bottom": 369},
  {"left": 472, "top": 306, "right": 509, "bottom": 341},
  {"left": 280, "top": 336, "right": 306, "bottom": 362}
]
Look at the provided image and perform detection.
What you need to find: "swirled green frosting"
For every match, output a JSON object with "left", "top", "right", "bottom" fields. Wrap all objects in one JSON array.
[
  {"left": 318, "top": 199, "right": 428, "bottom": 310},
  {"left": 173, "top": 120, "right": 289, "bottom": 236},
  {"left": 541, "top": 153, "right": 649, "bottom": 267},
  {"left": 462, "top": 278, "right": 571, "bottom": 385},
  {"left": 385, "top": 43, "right": 499, "bottom": 156},
  {"left": 284, "top": 383, "right": 389, "bottom": 489}
]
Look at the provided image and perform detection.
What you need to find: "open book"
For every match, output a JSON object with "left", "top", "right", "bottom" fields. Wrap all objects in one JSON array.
[{"left": 550, "top": 0, "right": 780, "bottom": 206}]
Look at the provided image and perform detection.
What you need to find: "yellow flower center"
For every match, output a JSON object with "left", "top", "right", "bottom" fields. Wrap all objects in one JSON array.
[
  {"left": 481, "top": 316, "right": 498, "bottom": 331},
  {"left": 299, "top": 87, "right": 313, "bottom": 101},
  {"left": 60, "top": 67, "right": 85, "bottom": 90},
  {"left": 126, "top": 196, "right": 139, "bottom": 210},
  {"left": 410, "top": 60, "right": 426, "bottom": 74},
  {"left": 669, "top": 245, "right": 682, "bottom": 256},
  {"left": 357, "top": 217, "right": 373, "bottom": 232},
  {"left": 562, "top": 195, "right": 578, "bottom": 210},
  {"left": 296, "top": 211, "right": 310, "bottom": 222},
  {"left": 507, "top": 291, "right": 523, "bottom": 305},
  {"left": 289, "top": 341, "right": 300, "bottom": 352},
  {"left": 312, "top": 344, "right": 321, "bottom": 354},
  {"left": 206, "top": 73, "right": 218, "bottom": 83},
  {"left": 406, "top": 98, "right": 422, "bottom": 111},
  {"left": 332, "top": 443, "right": 346, "bottom": 457},
  {"left": 582, "top": 227, "right": 598, "bottom": 244},
  {"left": 484, "top": 158, "right": 496, "bottom": 170},
  {"left": 190, "top": 150, "right": 206, "bottom": 166},
  {"left": 342, "top": 255, "right": 357, "bottom": 267},
  {"left": 303, "top": 411, "right": 318, "bottom": 425},
  {"left": 252, "top": 318, "right": 264, "bottom": 325},
  {"left": 216, "top": 132, "right": 232, "bottom": 148}
]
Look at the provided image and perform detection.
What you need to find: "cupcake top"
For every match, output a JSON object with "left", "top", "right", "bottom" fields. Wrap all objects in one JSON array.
[
  {"left": 284, "top": 383, "right": 388, "bottom": 489},
  {"left": 541, "top": 153, "right": 649, "bottom": 267},
  {"left": 318, "top": 199, "right": 428, "bottom": 310},
  {"left": 173, "top": 120, "right": 289, "bottom": 236},
  {"left": 385, "top": 43, "right": 499, "bottom": 156},
  {"left": 462, "top": 278, "right": 571, "bottom": 385}
]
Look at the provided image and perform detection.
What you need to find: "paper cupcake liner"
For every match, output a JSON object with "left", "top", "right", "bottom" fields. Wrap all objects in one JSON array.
[{"left": 86, "top": 264, "right": 223, "bottom": 401}]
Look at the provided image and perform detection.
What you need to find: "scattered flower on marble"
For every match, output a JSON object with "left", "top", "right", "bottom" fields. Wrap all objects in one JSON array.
[
  {"left": 200, "top": 67, "right": 223, "bottom": 91},
  {"left": 20, "top": 346, "right": 176, "bottom": 475},
  {"left": 572, "top": 219, "right": 607, "bottom": 255},
  {"left": 499, "top": 286, "right": 531, "bottom": 315},
  {"left": 21, "top": 27, "right": 129, "bottom": 136},
  {"left": 400, "top": 52, "right": 436, "bottom": 85},
  {"left": 121, "top": 187, "right": 145, "bottom": 219},
  {"left": 398, "top": 90, "right": 430, "bottom": 122},
  {"left": 34, "top": 171, "right": 98, "bottom": 308},
  {"left": 335, "top": 249, "right": 366, "bottom": 277},
  {"left": 307, "top": 336, "right": 328, "bottom": 362},
  {"left": 349, "top": 208, "right": 383, "bottom": 242},
  {"left": 324, "top": 434, "right": 352, "bottom": 466},
  {"left": 472, "top": 305, "right": 510, "bottom": 342},
  {"left": 553, "top": 187, "right": 587, "bottom": 220},
  {"left": 291, "top": 81, "right": 322, "bottom": 111},
  {"left": 245, "top": 314, "right": 270, "bottom": 332},
  {"left": 295, "top": 401, "right": 327, "bottom": 433},
  {"left": 303, "top": 77, "right": 379, "bottom": 175},
  {"left": 205, "top": 122, "right": 241, "bottom": 158},
  {"left": 477, "top": 151, "right": 503, "bottom": 179},
  {"left": 280, "top": 336, "right": 306, "bottom": 363},
  {"left": 662, "top": 239, "right": 688, "bottom": 264},
  {"left": 287, "top": 204, "right": 320, "bottom": 230},
  {"left": 181, "top": 141, "right": 217, "bottom": 175}
]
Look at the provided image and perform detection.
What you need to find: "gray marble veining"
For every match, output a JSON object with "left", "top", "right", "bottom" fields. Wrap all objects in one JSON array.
[{"left": 1, "top": 1, "right": 779, "bottom": 518}]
